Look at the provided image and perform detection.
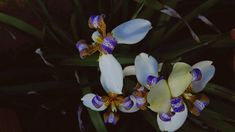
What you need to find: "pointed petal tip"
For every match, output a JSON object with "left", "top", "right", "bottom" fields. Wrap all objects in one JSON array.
[{"left": 112, "top": 19, "right": 152, "bottom": 44}]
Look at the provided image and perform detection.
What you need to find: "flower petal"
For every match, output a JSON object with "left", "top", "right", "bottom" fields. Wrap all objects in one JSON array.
[
  {"left": 191, "top": 61, "right": 215, "bottom": 93},
  {"left": 147, "top": 79, "right": 171, "bottom": 113},
  {"left": 123, "top": 65, "right": 136, "bottom": 77},
  {"left": 157, "top": 103, "right": 188, "bottom": 132},
  {"left": 100, "top": 34, "right": 117, "bottom": 54},
  {"left": 103, "top": 111, "right": 119, "bottom": 125},
  {"left": 112, "top": 19, "right": 152, "bottom": 44},
  {"left": 91, "top": 31, "right": 103, "bottom": 43},
  {"left": 81, "top": 93, "right": 107, "bottom": 111},
  {"left": 135, "top": 53, "right": 158, "bottom": 88},
  {"left": 118, "top": 95, "right": 139, "bottom": 113},
  {"left": 158, "top": 62, "right": 163, "bottom": 72},
  {"left": 168, "top": 62, "right": 193, "bottom": 97},
  {"left": 99, "top": 54, "right": 123, "bottom": 94}
]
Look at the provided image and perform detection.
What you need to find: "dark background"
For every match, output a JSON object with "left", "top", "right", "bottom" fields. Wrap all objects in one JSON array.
[{"left": 0, "top": 0, "right": 234, "bottom": 132}]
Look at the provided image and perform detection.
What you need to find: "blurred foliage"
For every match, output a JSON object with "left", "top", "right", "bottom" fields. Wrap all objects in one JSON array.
[{"left": 0, "top": 0, "right": 235, "bottom": 132}]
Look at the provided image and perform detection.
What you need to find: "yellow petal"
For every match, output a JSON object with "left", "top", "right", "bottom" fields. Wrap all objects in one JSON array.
[
  {"left": 168, "top": 62, "right": 193, "bottom": 97},
  {"left": 147, "top": 80, "right": 171, "bottom": 113}
]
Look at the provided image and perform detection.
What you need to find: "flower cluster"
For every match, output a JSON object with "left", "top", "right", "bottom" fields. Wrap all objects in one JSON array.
[{"left": 77, "top": 15, "right": 215, "bottom": 131}]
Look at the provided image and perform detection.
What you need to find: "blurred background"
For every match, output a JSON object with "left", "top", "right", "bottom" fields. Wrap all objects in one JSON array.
[{"left": 0, "top": 0, "right": 235, "bottom": 132}]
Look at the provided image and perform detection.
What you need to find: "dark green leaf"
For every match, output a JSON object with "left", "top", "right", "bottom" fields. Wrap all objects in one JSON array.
[
  {"left": 205, "top": 83, "right": 235, "bottom": 103},
  {"left": 60, "top": 54, "right": 135, "bottom": 66},
  {"left": 0, "top": 12, "right": 43, "bottom": 39}
]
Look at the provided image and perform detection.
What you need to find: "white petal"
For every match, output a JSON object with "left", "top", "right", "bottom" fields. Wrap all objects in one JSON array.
[
  {"left": 135, "top": 53, "right": 158, "bottom": 88},
  {"left": 99, "top": 54, "right": 123, "bottom": 94},
  {"left": 157, "top": 103, "right": 188, "bottom": 132},
  {"left": 91, "top": 31, "right": 103, "bottom": 43},
  {"left": 147, "top": 80, "right": 171, "bottom": 113},
  {"left": 81, "top": 93, "right": 107, "bottom": 111},
  {"left": 100, "top": 74, "right": 111, "bottom": 94},
  {"left": 118, "top": 95, "right": 139, "bottom": 113},
  {"left": 168, "top": 62, "right": 193, "bottom": 97},
  {"left": 158, "top": 62, "right": 163, "bottom": 72},
  {"left": 192, "top": 61, "right": 215, "bottom": 93},
  {"left": 123, "top": 65, "right": 136, "bottom": 77},
  {"left": 112, "top": 19, "right": 152, "bottom": 44}
]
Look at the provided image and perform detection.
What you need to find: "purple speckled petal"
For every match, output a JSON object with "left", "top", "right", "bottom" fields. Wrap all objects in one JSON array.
[
  {"left": 89, "top": 15, "right": 102, "bottom": 29},
  {"left": 147, "top": 75, "right": 163, "bottom": 86},
  {"left": 91, "top": 95, "right": 104, "bottom": 108},
  {"left": 104, "top": 112, "right": 119, "bottom": 125},
  {"left": 122, "top": 96, "right": 134, "bottom": 110},
  {"left": 171, "top": 97, "right": 185, "bottom": 112},
  {"left": 135, "top": 96, "right": 146, "bottom": 108},
  {"left": 159, "top": 112, "right": 175, "bottom": 122},
  {"left": 191, "top": 68, "right": 202, "bottom": 81},
  {"left": 101, "top": 35, "right": 117, "bottom": 54},
  {"left": 194, "top": 99, "right": 208, "bottom": 113},
  {"left": 76, "top": 40, "right": 88, "bottom": 58}
]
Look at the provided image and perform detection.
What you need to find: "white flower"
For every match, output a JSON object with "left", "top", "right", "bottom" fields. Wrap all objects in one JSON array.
[
  {"left": 81, "top": 54, "right": 139, "bottom": 124},
  {"left": 191, "top": 61, "right": 215, "bottom": 93}
]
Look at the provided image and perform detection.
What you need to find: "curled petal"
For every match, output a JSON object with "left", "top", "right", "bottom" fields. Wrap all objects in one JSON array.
[
  {"left": 112, "top": 19, "right": 152, "bottom": 44},
  {"left": 189, "top": 94, "right": 209, "bottom": 116},
  {"left": 191, "top": 61, "right": 215, "bottom": 93},
  {"left": 147, "top": 80, "right": 171, "bottom": 113},
  {"left": 88, "top": 15, "right": 106, "bottom": 36},
  {"left": 157, "top": 103, "right": 188, "bottom": 132},
  {"left": 118, "top": 95, "right": 139, "bottom": 113},
  {"left": 76, "top": 40, "right": 89, "bottom": 59},
  {"left": 91, "top": 31, "right": 103, "bottom": 43},
  {"left": 123, "top": 65, "right": 136, "bottom": 77},
  {"left": 81, "top": 93, "right": 107, "bottom": 111},
  {"left": 135, "top": 53, "right": 158, "bottom": 88},
  {"left": 168, "top": 62, "right": 193, "bottom": 97},
  {"left": 99, "top": 54, "right": 123, "bottom": 94},
  {"left": 103, "top": 111, "right": 119, "bottom": 125}
]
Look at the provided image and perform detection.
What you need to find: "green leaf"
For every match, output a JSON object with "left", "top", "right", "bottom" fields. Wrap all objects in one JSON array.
[
  {"left": 70, "top": 12, "right": 79, "bottom": 41},
  {"left": 80, "top": 76, "right": 108, "bottom": 132},
  {"left": 148, "top": 0, "right": 179, "bottom": 48},
  {"left": 152, "top": 33, "right": 226, "bottom": 61},
  {"left": 141, "top": 0, "right": 163, "bottom": 10},
  {"left": 205, "top": 83, "right": 235, "bottom": 103},
  {"left": 87, "top": 110, "right": 108, "bottom": 132},
  {"left": 140, "top": 110, "right": 160, "bottom": 131},
  {"left": 35, "top": 0, "right": 74, "bottom": 45},
  {"left": 0, "top": 81, "right": 76, "bottom": 94},
  {"left": 131, "top": 0, "right": 145, "bottom": 19},
  {"left": 73, "top": 0, "right": 89, "bottom": 36},
  {"left": 59, "top": 54, "right": 135, "bottom": 67},
  {"left": 0, "top": 12, "right": 43, "bottom": 39},
  {"left": 198, "top": 109, "right": 235, "bottom": 131},
  {"left": 122, "top": 0, "right": 129, "bottom": 20},
  {"left": 164, "top": 0, "right": 219, "bottom": 40}
]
